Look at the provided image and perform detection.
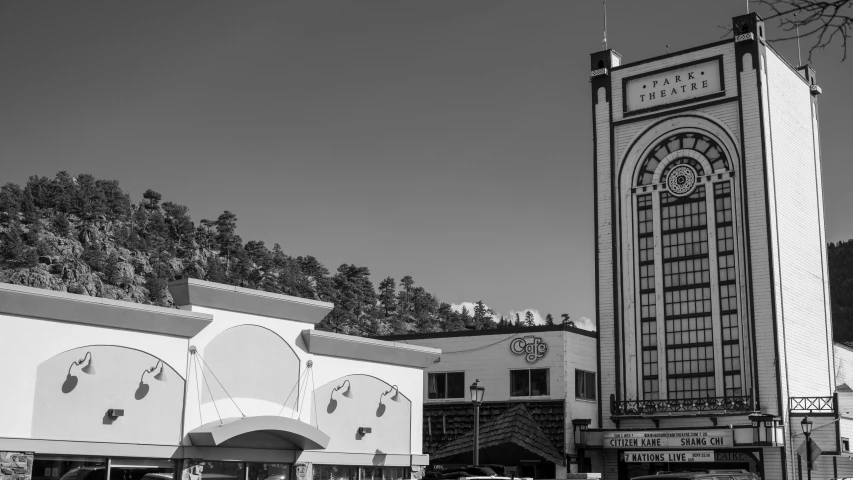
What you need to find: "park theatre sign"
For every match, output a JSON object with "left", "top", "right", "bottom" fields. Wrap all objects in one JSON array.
[{"left": 623, "top": 57, "right": 724, "bottom": 114}]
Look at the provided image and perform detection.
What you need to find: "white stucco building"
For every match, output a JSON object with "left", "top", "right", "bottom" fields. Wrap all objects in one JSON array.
[{"left": 0, "top": 278, "right": 439, "bottom": 480}]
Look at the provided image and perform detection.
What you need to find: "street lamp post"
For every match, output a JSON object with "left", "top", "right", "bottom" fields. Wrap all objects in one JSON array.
[
  {"left": 470, "top": 379, "right": 485, "bottom": 465},
  {"left": 802, "top": 415, "right": 813, "bottom": 480}
]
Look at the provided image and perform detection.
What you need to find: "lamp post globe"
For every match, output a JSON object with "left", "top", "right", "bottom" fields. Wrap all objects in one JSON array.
[
  {"left": 470, "top": 379, "right": 485, "bottom": 466},
  {"left": 801, "top": 415, "right": 813, "bottom": 435},
  {"left": 802, "top": 415, "right": 814, "bottom": 480}
]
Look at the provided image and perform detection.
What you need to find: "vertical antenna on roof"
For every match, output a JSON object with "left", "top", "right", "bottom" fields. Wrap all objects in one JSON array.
[
  {"left": 602, "top": 0, "right": 608, "bottom": 50},
  {"left": 795, "top": 12, "right": 802, "bottom": 67},
  {"left": 666, "top": 44, "right": 670, "bottom": 54}
]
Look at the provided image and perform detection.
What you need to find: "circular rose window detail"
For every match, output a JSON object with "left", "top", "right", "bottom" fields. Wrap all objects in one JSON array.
[{"left": 666, "top": 164, "right": 698, "bottom": 197}]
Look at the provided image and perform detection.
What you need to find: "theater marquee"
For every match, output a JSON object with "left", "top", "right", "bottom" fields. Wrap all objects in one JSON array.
[
  {"left": 624, "top": 451, "right": 714, "bottom": 463},
  {"left": 603, "top": 429, "right": 733, "bottom": 448},
  {"left": 623, "top": 56, "right": 724, "bottom": 114}
]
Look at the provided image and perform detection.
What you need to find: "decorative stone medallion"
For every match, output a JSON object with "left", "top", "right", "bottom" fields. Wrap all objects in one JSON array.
[{"left": 666, "top": 164, "right": 698, "bottom": 197}]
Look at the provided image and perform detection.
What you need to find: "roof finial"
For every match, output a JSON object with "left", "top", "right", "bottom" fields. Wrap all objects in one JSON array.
[{"left": 602, "top": 0, "right": 608, "bottom": 50}]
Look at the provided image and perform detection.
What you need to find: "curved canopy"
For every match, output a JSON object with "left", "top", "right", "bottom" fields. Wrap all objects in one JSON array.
[{"left": 188, "top": 416, "right": 330, "bottom": 450}]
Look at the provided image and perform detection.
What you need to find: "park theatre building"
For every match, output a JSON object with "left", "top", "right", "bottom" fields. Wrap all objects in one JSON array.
[{"left": 586, "top": 12, "right": 850, "bottom": 480}]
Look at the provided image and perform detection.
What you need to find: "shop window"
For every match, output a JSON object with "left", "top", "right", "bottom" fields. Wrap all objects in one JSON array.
[
  {"left": 510, "top": 368, "right": 550, "bottom": 397},
  {"left": 32, "top": 456, "right": 107, "bottom": 480},
  {"left": 248, "top": 464, "right": 290, "bottom": 480},
  {"left": 575, "top": 369, "right": 596, "bottom": 401},
  {"left": 844, "top": 437, "right": 850, "bottom": 451},
  {"left": 109, "top": 459, "right": 175, "bottom": 480},
  {"left": 427, "top": 371, "right": 465, "bottom": 399},
  {"left": 313, "top": 466, "right": 411, "bottom": 480}
]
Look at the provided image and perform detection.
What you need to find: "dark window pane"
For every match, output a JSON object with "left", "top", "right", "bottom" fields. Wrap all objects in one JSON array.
[
  {"left": 446, "top": 372, "right": 465, "bottom": 398},
  {"left": 585, "top": 372, "right": 596, "bottom": 400},
  {"left": 510, "top": 370, "right": 529, "bottom": 397},
  {"left": 530, "top": 369, "right": 549, "bottom": 396},
  {"left": 575, "top": 370, "right": 584, "bottom": 399},
  {"left": 428, "top": 373, "right": 446, "bottom": 399}
]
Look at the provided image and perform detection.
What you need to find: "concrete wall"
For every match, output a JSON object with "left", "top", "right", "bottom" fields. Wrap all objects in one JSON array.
[
  {"left": 0, "top": 312, "right": 188, "bottom": 441},
  {"left": 312, "top": 374, "right": 411, "bottom": 456},
  {"left": 183, "top": 305, "right": 425, "bottom": 456},
  {"left": 31, "top": 345, "right": 185, "bottom": 446}
]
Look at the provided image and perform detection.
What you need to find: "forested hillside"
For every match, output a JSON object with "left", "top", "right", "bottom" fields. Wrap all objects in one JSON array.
[
  {"left": 0, "top": 172, "right": 574, "bottom": 336},
  {"left": 829, "top": 240, "right": 853, "bottom": 343}
]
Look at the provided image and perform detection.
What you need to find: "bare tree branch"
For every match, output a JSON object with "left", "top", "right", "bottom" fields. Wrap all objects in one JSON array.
[{"left": 754, "top": 0, "right": 852, "bottom": 61}]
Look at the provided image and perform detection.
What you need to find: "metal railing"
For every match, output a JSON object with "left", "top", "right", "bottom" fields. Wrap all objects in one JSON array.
[
  {"left": 611, "top": 395, "right": 753, "bottom": 415},
  {"left": 789, "top": 396, "right": 835, "bottom": 413}
]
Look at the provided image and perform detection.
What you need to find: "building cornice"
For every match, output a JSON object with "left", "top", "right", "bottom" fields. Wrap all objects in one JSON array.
[
  {"left": 168, "top": 277, "right": 333, "bottom": 324},
  {"left": 301, "top": 329, "right": 441, "bottom": 368},
  {"left": 0, "top": 282, "right": 211, "bottom": 338},
  {"left": 374, "top": 323, "right": 598, "bottom": 341}
]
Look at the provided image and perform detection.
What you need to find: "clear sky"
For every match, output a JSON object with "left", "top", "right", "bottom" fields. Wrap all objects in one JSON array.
[{"left": 1, "top": 1, "right": 851, "bottom": 325}]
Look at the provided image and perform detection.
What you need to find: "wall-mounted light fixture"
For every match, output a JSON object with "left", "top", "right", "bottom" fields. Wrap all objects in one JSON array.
[
  {"left": 69, "top": 351, "right": 96, "bottom": 375},
  {"left": 107, "top": 409, "right": 125, "bottom": 418},
  {"left": 380, "top": 385, "right": 401, "bottom": 404},
  {"left": 357, "top": 427, "right": 372, "bottom": 436},
  {"left": 135, "top": 359, "right": 167, "bottom": 400},
  {"left": 332, "top": 379, "right": 352, "bottom": 400},
  {"left": 142, "top": 360, "right": 168, "bottom": 383}
]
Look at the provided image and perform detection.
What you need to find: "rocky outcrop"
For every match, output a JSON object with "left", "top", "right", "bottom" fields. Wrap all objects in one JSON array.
[{"left": 0, "top": 217, "right": 177, "bottom": 306}]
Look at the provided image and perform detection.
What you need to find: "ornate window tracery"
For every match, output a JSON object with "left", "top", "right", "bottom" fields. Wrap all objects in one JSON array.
[
  {"left": 635, "top": 132, "right": 730, "bottom": 186},
  {"left": 631, "top": 130, "right": 742, "bottom": 402}
]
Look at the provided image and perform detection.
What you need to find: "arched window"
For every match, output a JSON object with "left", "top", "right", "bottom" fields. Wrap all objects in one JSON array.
[
  {"left": 635, "top": 132, "right": 729, "bottom": 186},
  {"left": 632, "top": 132, "right": 741, "bottom": 402}
]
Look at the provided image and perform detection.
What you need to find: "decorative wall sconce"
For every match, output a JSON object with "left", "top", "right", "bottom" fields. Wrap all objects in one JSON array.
[
  {"left": 332, "top": 379, "right": 352, "bottom": 399},
  {"left": 380, "top": 385, "right": 401, "bottom": 404},
  {"left": 357, "top": 427, "right": 372, "bottom": 436},
  {"left": 142, "top": 360, "right": 168, "bottom": 383},
  {"left": 135, "top": 359, "right": 167, "bottom": 400},
  {"left": 70, "top": 351, "right": 96, "bottom": 375},
  {"left": 62, "top": 351, "right": 96, "bottom": 393}
]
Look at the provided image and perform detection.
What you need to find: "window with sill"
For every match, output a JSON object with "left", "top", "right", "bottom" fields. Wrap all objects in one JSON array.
[
  {"left": 428, "top": 372, "right": 465, "bottom": 399},
  {"left": 576, "top": 369, "right": 596, "bottom": 401},
  {"left": 844, "top": 437, "right": 850, "bottom": 452},
  {"left": 510, "top": 368, "right": 549, "bottom": 397}
]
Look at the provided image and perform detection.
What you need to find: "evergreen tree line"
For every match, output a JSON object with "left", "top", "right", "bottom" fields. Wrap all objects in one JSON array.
[
  {"left": 829, "top": 240, "right": 853, "bottom": 344},
  {"left": 0, "top": 172, "right": 576, "bottom": 337}
]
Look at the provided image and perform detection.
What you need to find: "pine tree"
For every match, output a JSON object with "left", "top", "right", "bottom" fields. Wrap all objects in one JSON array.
[
  {"left": 142, "top": 189, "right": 162, "bottom": 210},
  {"left": 473, "top": 300, "right": 489, "bottom": 330},
  {"left": 460, "top": 305, "right": 473, "bottom": 329},
  {"left": 378, "top": 277, "right": 397, "bottom": 317},
  {"left": 525, "top": 310, "right": 535, "bottom": 327},
  {"left": 561, "top": 313, "right": 571, "bottom": 325},
  {"left": 104, "top": 252, "right": 122, "bottom": 284},
  {"left": 545, "top": 314, "right": 554, "bottom": 326},
  {"left": 514, "top": 313, "right": 522, "bottom": 327}
]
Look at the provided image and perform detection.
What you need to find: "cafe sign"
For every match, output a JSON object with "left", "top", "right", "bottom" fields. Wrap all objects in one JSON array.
[
  {"left": 623, "top": 56, "right": 724, "bottom": 114},
  {"left": 510, "top": 336, "right": 548, "bottom": 363},
  {"left": 604, "top": 430, "right": 733, "bottom": 448},
  {"left": 624, "top": 451, "right": 714, "bottom": 463}
]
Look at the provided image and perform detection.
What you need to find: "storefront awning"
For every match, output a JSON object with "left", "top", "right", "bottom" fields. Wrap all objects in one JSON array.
[
  {"left": 431, "top": 404, "right": 564, "bottom": 466},
  {"left": 188, "top": 416, "right": 330, "bottom": 450}
]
